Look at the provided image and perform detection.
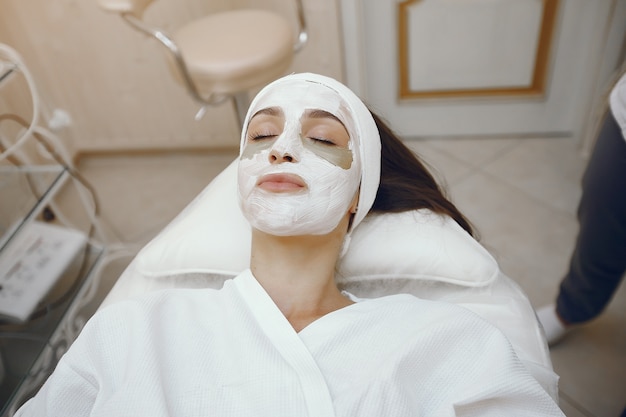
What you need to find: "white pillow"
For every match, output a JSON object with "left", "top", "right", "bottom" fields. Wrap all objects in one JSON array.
[{"left": 135, "top": 159, "right": 498, "bottom": 287}]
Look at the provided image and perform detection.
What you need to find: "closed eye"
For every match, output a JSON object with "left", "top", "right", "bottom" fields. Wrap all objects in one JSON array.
[
  {"left": 248, "top": 131, "right": 278, "bottom": 141},
  {"left": 307, "top": 137, "right": 335, "bottom": 146}
]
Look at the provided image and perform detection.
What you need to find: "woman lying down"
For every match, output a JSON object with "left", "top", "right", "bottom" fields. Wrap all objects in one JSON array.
[{"left": 16, "top": 73, "right": 565, "bottom": 416}]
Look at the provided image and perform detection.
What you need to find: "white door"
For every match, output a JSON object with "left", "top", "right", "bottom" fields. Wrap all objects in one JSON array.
[{"left": 340, "top": 0, "right": 626, "bottom": 142}]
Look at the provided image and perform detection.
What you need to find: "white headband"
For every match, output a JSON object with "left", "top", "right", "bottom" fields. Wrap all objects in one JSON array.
[{"left": 239, "top": 73, "right": 381, "bottom": 232}]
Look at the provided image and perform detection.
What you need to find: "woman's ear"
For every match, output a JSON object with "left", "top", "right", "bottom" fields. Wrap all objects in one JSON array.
[
  {"left": 348, "top": 191, "right": 359, "bottom": 214},
  {"left": 345, "top": 191, "right": 359, "bottom": 232}
]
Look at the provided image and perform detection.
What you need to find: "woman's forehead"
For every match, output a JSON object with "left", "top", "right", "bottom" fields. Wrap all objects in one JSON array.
[
  {"left": 247, "top": 80, "right": 357, "bottom": 143},
  {"left": 250, "top": 80, "right": 348, "bottom": 120}
]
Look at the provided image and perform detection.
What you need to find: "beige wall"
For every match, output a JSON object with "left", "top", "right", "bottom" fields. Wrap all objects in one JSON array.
[{"left": 0, "top": 0, "right": 344, "bottom": 156}]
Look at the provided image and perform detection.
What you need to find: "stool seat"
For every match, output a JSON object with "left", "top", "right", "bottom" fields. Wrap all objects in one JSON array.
[{"left": 170, "top": 10, "right": 294, "bottom": 96}]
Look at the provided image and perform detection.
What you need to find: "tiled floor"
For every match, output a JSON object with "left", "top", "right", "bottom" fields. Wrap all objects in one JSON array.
[{"left": 73, "top": 136, "right": 624, "bottom": 416}]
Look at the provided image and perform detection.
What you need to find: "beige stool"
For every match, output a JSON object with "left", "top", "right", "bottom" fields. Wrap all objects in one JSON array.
[{"left": 97, "top": 0, "right": 307, "bottom": 125}]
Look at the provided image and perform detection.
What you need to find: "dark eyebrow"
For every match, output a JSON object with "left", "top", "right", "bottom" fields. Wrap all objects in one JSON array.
[
  {"left": 303, "top": 110, "right": 349, "bottom": 134},
  {"left": 305, "top": 109, "right": 343, "bottom": 124},
  {"left": 251, "top": 107, "right": 284, "bottom": 119}
]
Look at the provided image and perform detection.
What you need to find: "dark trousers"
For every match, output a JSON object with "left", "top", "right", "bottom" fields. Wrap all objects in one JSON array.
[{"left": 556, "top": 111, "right": 626, "bottom": 324}]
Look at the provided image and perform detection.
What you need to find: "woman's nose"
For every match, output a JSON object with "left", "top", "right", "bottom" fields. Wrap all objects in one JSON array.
[
  {"left": 268, "top": 134, "right": 300, "bottom": 164},
  {"left": 269, "top": 149, "right": 294, "bottom": 163}
]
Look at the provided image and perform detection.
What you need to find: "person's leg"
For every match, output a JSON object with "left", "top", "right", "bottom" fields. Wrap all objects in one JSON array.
[{"left": 556, "top": 111, "right": 626, "bottom": 324}]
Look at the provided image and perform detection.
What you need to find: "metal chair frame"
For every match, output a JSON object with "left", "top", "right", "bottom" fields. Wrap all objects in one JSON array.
[{"left": 117, "top": 1, "right": 308, "bottom": 125}]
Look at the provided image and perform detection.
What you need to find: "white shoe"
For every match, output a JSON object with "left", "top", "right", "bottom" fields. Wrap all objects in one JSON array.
[{"left": 537, "top": 304, "right": 571, "bottom": 346}]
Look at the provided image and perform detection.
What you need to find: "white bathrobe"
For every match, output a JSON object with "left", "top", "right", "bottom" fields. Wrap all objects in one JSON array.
[{"left": 16, "top": 270, "right": 564, "bottom": 416}]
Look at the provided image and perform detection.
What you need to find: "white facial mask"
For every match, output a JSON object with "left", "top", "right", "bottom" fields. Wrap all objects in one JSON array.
[{"left": 238, "top": 81, "right": 362, "bottom": 236}]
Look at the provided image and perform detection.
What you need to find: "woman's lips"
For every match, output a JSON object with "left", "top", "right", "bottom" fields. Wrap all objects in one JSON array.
[{"left": 257, "top": 173, "right": 306, "bottom": 192}]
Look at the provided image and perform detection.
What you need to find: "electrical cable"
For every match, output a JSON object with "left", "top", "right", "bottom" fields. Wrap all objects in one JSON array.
[{"left": 0, "top": 44, "right": 43, "bottom": 162}]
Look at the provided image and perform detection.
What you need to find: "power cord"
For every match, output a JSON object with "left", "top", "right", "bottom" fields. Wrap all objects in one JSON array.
[{"left": 0, "top": 44, "right": 44, "bottom": 163}]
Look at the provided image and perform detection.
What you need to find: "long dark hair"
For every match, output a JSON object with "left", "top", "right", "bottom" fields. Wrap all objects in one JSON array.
[{"left": 370, "top": 112, "right": 475, "bottom": 237}]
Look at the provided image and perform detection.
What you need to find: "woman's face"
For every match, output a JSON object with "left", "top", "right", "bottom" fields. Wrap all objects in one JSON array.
[{"left": 237, "top": 82, "right": 362, "bottom": 236}]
